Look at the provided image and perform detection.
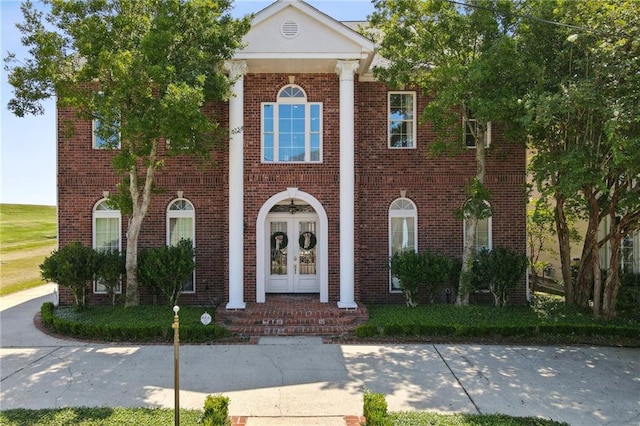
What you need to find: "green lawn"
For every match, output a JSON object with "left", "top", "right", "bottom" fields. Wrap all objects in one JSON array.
[{"left": 0, "top": 204, "right": 57, "bottom": 295}]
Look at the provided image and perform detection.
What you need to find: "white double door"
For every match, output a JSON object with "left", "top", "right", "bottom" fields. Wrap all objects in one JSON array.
[{"left": 266, "top": 213, "right": 319, "bottom": 293}]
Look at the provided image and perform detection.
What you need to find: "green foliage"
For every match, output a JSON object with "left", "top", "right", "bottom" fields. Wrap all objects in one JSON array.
[
  {"left": 388, "top": 411, "right": 569, "bottom": 425},
  {"left": 472, "top": 247, "right": 528, "bottom": 307},
  {"left": 93, "top": 248, "right": 125, "bottom": 306},
  {"left": 389, "top": 250, "right": 454, "bottom": 307},
  {"left": 200, "top": 394, "right": 231, "bottom": 426},
  {"left": 43, "top": 303, "right": 230, "bottom": 343},
  {"left": 389, "top": 250, "right": 424, "bottom": 307},
  {"left": 40, "top": 242, "right": 95, "bottom": 306},
  {"left": 360, "top": 294, "right": 640, "bottom": 344},
  {"left": 617, "top": 273, "right": 640, "bottom": 314},
  {"left": 363, "top": 390, "right": 391, "bottom": 426},
  {"left": 41, "top": 302, "right": 54, "bottom": 327},
  {"left": 4, "top": 0, "right": 250, "bottom": 307},
  {"left": 0, "top": 407, "right": 203, "bottom": 426},
  {"left": 0, "top": 407, "right": 569, "bottom": 426},
  {"left": 138, "top": 239, "right": 195, "bottom": 306}
]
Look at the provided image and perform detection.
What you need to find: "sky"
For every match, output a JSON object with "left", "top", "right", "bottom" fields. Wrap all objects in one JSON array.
[{"left": 0, "top": 0, "right": 375, "bottom": 206}]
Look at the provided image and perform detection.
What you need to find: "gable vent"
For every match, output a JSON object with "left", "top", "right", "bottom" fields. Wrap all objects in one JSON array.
[{"left": 281, "top": 20, "right": 299, "bottom": 38}]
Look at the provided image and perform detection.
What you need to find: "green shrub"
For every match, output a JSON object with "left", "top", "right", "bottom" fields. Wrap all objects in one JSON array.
[
  {"left": 390, "top": 250, "right": 454, "bottom": 307},
  {"left": 40, "top": 242, "right": 95, "bottom": 306},
  {"left": 40, "top": 302, "right": 54, "bottom": 326},
  {"left": 43, "top": 304, "right": 231, "bottom": 343},
  {"left": 138, "top": 239, "right": 195, "bottom": 306},
  {"left": 472, "top": 247, "right": 528, "bottom": 307},
  {"left": 355, "top": 323, "right": 380, "bottom": 338},
  {"left": 93, "top": 248, "right": 125, "bottom": 306},
  {"left": 363, "top": 389, "right": 391, "bottom": 426},
  {"left": 200, "top": 394, "right": 230, "bottom": 426}
]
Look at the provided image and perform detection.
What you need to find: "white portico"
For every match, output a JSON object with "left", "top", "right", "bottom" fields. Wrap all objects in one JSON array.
[{"left": 225, "top": 0, "right": 376, "bottom": 309}]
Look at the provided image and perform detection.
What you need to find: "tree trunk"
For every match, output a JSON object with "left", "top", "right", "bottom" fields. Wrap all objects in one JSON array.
[
  {"left": 456, "top": 120, "right": 487, "bottom": 306},
  {"left": 124, "top": 140, "right": 158, "bottom": 307},
  {"left": 554, "top": 193, "right": 574, "bottom": 305},
  {"left": 602, "top": 220, "right": 622, "bottom": 319},
  {"left": 575, "top": 190, "right": 601, "bottom": 309}
]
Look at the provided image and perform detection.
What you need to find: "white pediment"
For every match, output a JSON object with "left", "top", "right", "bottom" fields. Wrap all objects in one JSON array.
[{"left": 234, "top": 0, "right": 376, "bottom": 74}]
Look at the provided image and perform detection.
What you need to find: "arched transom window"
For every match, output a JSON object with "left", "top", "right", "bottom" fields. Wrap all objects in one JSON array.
[
  {"left": 262, "top": 84, "right": 322, "bottom": 163},
  {"left": 389, "top": 198, "right": 418, "bottom": 292}
]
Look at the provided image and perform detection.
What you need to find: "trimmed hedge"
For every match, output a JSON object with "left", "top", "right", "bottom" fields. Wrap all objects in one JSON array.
[{"left": 40, "top": 303, "right": 230, "bottom": 343}]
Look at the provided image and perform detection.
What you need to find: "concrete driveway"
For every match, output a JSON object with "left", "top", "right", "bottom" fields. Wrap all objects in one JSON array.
[{"left": 1, "top": 285, "right": 639, "bottom": 425}]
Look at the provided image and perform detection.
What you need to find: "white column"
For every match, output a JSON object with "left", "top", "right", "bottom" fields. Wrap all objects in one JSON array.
[
  {"left": 336, "top": 60, "right": 359, "bottom": 309},
  {"left": 225, "top": 60, "right": 247, "bottom": 309}
]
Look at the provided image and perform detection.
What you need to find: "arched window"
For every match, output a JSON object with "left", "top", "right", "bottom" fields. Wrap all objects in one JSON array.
[
  {"left": 389, "top": 198, "right": 418, "bottom": 292},
  {"left": 463, "top": 201, "right": 492, "bottom": 253},
  {"left": 167, "top": 199, "right": 195, "bottom": 292},
  {"left": 262, "top": 84, "right": 322, "bottom": 163},
  {"left": 93, "top": 199, "right": 121, "bottom": 293}
]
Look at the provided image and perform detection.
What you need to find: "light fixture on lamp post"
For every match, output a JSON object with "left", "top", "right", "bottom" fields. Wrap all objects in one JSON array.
[{"left": 172, "top": 305, "right": 180, "bottom": 426}]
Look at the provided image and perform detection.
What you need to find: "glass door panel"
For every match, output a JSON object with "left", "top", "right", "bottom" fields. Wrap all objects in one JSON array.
[
  {"left": 297, "top": 221, "right": 316, "bottom": 275},
  {"left": 270, "top": 221, "right": 288, "bottom": 276}
]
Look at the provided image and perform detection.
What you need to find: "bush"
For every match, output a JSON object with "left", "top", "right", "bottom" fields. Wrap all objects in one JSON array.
[
  {"left": 472, "top": 247, "right": 528, "bottom": 307},
  {"left": 40, "top": 242, "right": 95, "bottom": 307},
  {"left": 93, "top": 249, "right": 125, "bottom": 306},
  {"left": 200, "top": 394, "right": 230, "bottom": 426},
  {"left": 40, "top": 302, "right": 54, "bottom": 327},
  {"left": 138, "top": 239, "right": 195, "bottom": 306},
  {"left": 363, "top": 390, "right": 391, "bottom": 426},
  {"left": 390, "top": 250, "right": 454, "bottom": 307}
]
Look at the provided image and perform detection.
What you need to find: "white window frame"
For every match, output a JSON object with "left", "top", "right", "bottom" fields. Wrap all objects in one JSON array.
[
  {"left": 261, "top": 84, "right": 323, "bottom": 163},
  {"left": 166, "top": 198, "right": 196, "bottom": 293},
  {"left": 463, "top": 201, "right": 493, "bottom": 254},
  {"left": 92, "top": 119, "right": 121, "bottom": 149},
  {"left": 464, "top": 118, "right": 491, "bottom": 148},
  {"left": 389, "top": 198, "right": 418, "bottom": 292},
  {"left": 92, "top": 199, "right": 122, "bottom": 294},
  {"left": 388, "top": 91, "right": 416, "bottom": 149}
]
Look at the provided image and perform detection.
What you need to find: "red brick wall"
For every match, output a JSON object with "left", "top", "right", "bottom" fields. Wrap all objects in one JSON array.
[{"left": 56, "top": 74, "right": 526, "bottom": 307}]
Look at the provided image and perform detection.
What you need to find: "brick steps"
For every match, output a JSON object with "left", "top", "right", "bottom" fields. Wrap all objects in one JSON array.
[{"left": 215, "top": 295, "right": 369, "bottom": 337}]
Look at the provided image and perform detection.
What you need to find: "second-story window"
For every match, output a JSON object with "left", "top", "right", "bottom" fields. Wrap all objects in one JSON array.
[
  {"left": 262, "top": 85, "right": 322, "bottom": 163},
  {"left": 388, "top": 92, "right": 416, "bottom": 148}
]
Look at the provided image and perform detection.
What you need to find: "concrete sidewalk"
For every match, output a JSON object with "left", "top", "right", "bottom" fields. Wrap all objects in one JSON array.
[{"left": 1, "top": 285, "right": 639, "bottom": 425}]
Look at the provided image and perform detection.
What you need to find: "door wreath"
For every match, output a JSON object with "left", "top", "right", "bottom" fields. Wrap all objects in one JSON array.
[
  {"left": 299, "top": 231, "right": 317, "bottom": 250},
  {"left": 271, "top": 231, "right": 288, "bottom": 251}
]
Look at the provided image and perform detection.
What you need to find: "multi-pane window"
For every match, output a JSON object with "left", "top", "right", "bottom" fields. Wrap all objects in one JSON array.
[
  {"left": 388, "top": 92, "right": 416, "bottom": 148},
  {"left": 463, "top": 202, "right": 492, "bottom": 253},
  {"left": 93, "top": 119, "right": 121, "bottom": 149},
  {"left": 262, "top": 85, "right": 322, "bottom": 163},
  {"left": 93, "top": 199, "right": 121, "bottom": 293},
  {"left": 464, "top": 118, "right": 491, "bottom": 148},
  {"left": 167, "top": 199, "right": 195, "bottom": 292},
  {"left": 389, "top": 198, "right": 418, "bottom": 292}
]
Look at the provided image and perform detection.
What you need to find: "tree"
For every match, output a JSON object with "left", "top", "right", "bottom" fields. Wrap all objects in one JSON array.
[
  {"left": 368, "top": 0, "right": 527, "bottom": 305},
  {"left": 5, "top": 0, "right": 250, "bottom": 306},
  {"left": 472, "top": 247, "right": 528, "bottom": 307},
  {"left": 519, "top": 0, "right": 640, "bottom": 317},
  {"left": 138, "top": 239, "right": 195, "bottom": 306},
  {"left": 40, "top": 241, "right": 95, "bottom": 307},
  {"left": 93, "top": 248, "right": 125, "bottom": 306}
]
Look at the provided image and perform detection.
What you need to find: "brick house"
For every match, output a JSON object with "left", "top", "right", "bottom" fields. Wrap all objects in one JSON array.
[{"left": 56, "top": 0, "right": 527, "bottom": 309}]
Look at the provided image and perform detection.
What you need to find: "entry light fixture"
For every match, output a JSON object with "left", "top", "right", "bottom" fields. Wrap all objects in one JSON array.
[{"left": 288, "top": 199, "right": 298, "bottom": 215}]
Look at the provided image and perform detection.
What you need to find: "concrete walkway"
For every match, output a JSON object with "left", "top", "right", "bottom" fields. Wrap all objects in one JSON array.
[{"left": 1, "top": 285, "right": 639, "bottom": 425}]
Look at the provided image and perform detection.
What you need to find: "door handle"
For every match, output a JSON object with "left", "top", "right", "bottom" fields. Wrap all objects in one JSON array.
[{"left": 294, "top": 263, "right": 297, "bottom": 274}]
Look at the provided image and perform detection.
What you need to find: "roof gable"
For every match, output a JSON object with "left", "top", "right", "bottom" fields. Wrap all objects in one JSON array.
[{"left": 234, "top": 0, "right": 376, "bottom": 75}]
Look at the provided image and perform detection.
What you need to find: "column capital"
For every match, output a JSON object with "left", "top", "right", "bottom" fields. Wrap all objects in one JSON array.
[
  {"left": 335, "top": 60, "right": 359, "bottom": 80},
  {"left": 225, "top": 60, "right": 248, "bottom": 78}
]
